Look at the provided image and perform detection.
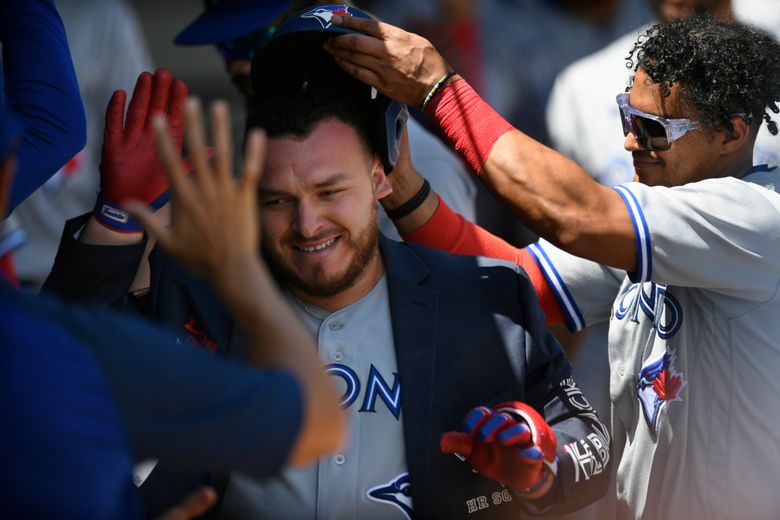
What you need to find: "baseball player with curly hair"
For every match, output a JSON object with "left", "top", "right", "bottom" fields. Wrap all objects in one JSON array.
[{"left": 327, "top": 14, "right": 780, "bottom": 519}]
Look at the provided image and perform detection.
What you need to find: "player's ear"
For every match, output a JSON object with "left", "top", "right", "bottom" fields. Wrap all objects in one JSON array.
[
  {"left": 719, "top": 114, "right": 751, "bottom": 156},
  {"left": 370, "top": 154, "right": 392, "bottom": 200}
]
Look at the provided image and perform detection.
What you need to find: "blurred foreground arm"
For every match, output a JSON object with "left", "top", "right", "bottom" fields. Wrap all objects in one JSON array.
[
  {"left": 128, "top": 98, "right": 345, "bottom": 466},
  {"left": 1, "top": 0, "right": 86, "bottom": 210}
]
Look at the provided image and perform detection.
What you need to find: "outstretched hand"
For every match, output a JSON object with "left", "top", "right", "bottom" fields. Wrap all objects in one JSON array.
[
  {"left": 126, "top": 98, "right": 266, "bottom": 282},
  {"left": 440, "top": 402, "right": 558, "bottom": 499},
  {"left": 324, "top": 15, "right": 451, "bottom": 107},
  {"left": 96, "top": 69, "right": 187, "bottom": 231}
]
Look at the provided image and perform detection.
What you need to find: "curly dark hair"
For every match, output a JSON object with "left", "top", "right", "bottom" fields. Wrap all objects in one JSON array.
[{"left": 626, "top": 17, "right": 780, "bottom": 135}]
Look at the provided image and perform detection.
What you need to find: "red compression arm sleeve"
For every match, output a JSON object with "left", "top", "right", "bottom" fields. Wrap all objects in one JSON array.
[
  {"left": 401, "top": 197, "right": 565, "bottom": 325},
  {"left": 424, "top": 79, "right": 513, "bottom": 174}
]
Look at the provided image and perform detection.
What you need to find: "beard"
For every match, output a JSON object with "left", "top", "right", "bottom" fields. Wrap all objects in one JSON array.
[{"left": 262, "top": 208, "right": 380, "bottom": 298}]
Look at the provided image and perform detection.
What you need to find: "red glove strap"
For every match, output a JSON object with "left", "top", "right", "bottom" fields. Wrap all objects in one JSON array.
[{"left": 425, "top": 79, "right": 513, "bottom": 174}]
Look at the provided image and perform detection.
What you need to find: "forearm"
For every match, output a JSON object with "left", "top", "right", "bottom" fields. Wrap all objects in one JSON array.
[
  {"left": 1, "top": 0, "right": 86, "bottom": 209},
  {"left": 525, "top": 377, "right": 612, "bottom": 515},
  {"left": 208, "top": 254, "right": 345, "bottom": 465},
  {"left": 43, "top": 214, "right": 147, "bottom": 309},
  {"left": 427, "top": 78, "right": 636, "bottom": 270}
]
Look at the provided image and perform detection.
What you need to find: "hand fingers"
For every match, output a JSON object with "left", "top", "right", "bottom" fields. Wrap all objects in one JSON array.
[
  {"left": 462, "top": 406, "right": 494, "bottom": 435},
  {"left": 327, "top": 32, "right": 390, "bottom": 59},
  {"left": 496, "top": 422, "right": 532, "bottom": 447},
  {"left": 153, "top": 115, "right": 196, "bottom": 207},
  {"left": 240, "top": 129, "right": 266, "bottom": 193},
  {"left": 326, "top": 44, "right": 385, "bottom": 76},
  {"left": 184, "top": 98, "right": 213, "bottom": 191},
  {"left": 440, "top": 431, "right": 473, "bottom": 458},
  {"left": 210, "top": 100, "right": 233, "bottom": 183},
  {"left": 156, "top": 486, "right": 217, "bottom": 520},
  {"left": 125, "top": 72, "right": 153, "bottom": 141},
  {"left": 146, "top": 69, "right": 174, "bottom": 128},
  {"left": 103, "top": 90, "right": 127, "bottom": 150},
  {"left": 331, "top": 57, "right": 383, "bottom": 91},
  {"left": 477, "top": 412, "right": 518, "bottom": 443},
  {"left": 167, "top": 78, "right": 189, "bottom": 145},
  {"left": 517, "top": 445, "right": 544, "bottom": 466},
  {"left": 331, "top": 14, "right": 388, "bottom": 39},
  {"left": 124, "top": 201, "right": 173, "bottom": 251}
]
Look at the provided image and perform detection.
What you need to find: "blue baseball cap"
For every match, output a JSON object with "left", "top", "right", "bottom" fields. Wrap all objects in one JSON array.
[
  {"left": 269, "top": 4, "right": 372, "bottom": 38},
  {"left": 251, "top": 5, "right": 408, "bottom": 173},
  {"left": 174, "top": 0, "right": 293, "bottom": 45}
]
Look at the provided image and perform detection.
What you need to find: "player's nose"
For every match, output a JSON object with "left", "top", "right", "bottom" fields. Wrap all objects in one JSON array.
[
  {"left": 623, "top": 131, "right": 642, "bottom": 152},
  {"left": 293, "top": 200, "right": 324, "bottom": 237}
]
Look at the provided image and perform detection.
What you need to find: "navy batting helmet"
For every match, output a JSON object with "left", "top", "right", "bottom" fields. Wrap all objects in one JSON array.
[{"left": 251, "top": 4, "right": 408, "bottom": 173}]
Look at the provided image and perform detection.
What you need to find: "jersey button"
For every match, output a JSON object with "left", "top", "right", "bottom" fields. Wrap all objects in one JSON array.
[
  {"left": 332, "top": 351, "right": 344, "bottom": 362},
  {"left": 329, "top": 321, "right": 344, "bottom": 331},
  {"left": 617, "top": 364, "right": 626, "bottom": 377},
  {"left": 334, "top": 454, "right": 346, "bottom": 465}
]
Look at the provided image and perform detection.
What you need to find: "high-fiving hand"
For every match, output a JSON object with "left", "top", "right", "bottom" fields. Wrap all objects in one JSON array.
[
  {"left": 95, "top": 69, "right": 187, "bottom": 232},
  {"left": 126, "top": 98, "right": 266, "bottom": 283}
]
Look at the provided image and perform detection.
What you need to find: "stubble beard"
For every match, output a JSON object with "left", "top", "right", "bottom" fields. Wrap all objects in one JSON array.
[{"left": 262, "top": 208, "right": 380, "bottom": 299}]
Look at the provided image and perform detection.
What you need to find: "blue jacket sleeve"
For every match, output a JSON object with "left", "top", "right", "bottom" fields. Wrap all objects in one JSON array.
[
  {"left": 1, "top": 0, "right": 86, "bottom": 210},
  {"left": 13, "top": 286, "right": 305, "bottom": 480}
]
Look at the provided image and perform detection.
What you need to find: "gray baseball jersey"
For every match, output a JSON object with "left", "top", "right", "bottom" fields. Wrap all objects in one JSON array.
[
  {"left": 219, "top": 276, "right": 412, "bottom": 520},
  {"left": 530, "top": 166, "right": 780, "bottom": 518}
]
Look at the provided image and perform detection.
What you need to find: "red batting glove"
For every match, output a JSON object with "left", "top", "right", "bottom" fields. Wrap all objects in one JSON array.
[
  {"left": 94, "top": 69, "right": 187, "bottom": 232},
  {"left": 440, "top": 401, "right": 558, "bottom": 496}
]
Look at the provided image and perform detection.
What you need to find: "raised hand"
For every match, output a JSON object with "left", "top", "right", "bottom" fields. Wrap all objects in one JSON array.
[
  {"left": 440, "top": 401, "right": 558, "bottom": 498},
  {"left": 126, "top": 98, "right": 265, "bottom": 282},
  {"left": 95, "top": 69, "right": 187, "bottom": 232},
  {"left": 324, "top": 15, "right": 451, "bottom": 107}
]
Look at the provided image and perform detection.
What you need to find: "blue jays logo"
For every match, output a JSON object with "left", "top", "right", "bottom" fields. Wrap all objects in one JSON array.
[
  {"left": 367, "top": 473, "right": 413, "bottom": 519},
  {"left": 637, "top": 350, "right": 686, "bottom": 436},
  {"left": 301, "top": 6, "right": 352, "bottom": 29},
  {"left": 614, "top": 283, "right": 683, "bottom": 339}
]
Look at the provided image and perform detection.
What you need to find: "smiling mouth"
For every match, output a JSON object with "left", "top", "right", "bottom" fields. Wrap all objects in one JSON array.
[{"left": 294, "top": 237, "right": 339, "bottom": 253}]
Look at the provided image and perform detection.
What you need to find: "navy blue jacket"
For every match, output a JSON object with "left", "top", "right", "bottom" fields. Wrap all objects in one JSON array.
[{"left": 46, "top": 215, "right": 611, "bottom": 519}]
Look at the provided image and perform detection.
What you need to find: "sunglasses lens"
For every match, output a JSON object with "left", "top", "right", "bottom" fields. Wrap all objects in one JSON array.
[
  {"left": 618, "top": 106, "right": 631, "bottom": 136},
  {"left": 632, "top": 114, "right": 670, "bottom": 151}
]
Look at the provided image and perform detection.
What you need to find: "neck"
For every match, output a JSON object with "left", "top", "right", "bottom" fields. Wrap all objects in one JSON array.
[
  {"left": 716, "top": 147, "right": 755, "bottom": 180},
  {"left": 290, "top": 251, "right": 386, "bottom": 313}
]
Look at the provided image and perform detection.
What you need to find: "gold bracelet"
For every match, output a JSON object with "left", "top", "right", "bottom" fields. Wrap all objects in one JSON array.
[{"left": 421, "top": 71, "right": 456, "bottom": 111}]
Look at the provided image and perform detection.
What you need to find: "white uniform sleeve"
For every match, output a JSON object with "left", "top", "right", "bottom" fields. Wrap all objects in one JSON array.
[
  {"left": 528, "top": 239, "right": 624, "bottom": 331},
  {"left": 614, "top": 174, "right": 780, "bottom": 301}
]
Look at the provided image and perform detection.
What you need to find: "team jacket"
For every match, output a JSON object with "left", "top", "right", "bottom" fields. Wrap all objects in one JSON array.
[{"left": 45, "top": 213, "right": 611, "bottom": 519}]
